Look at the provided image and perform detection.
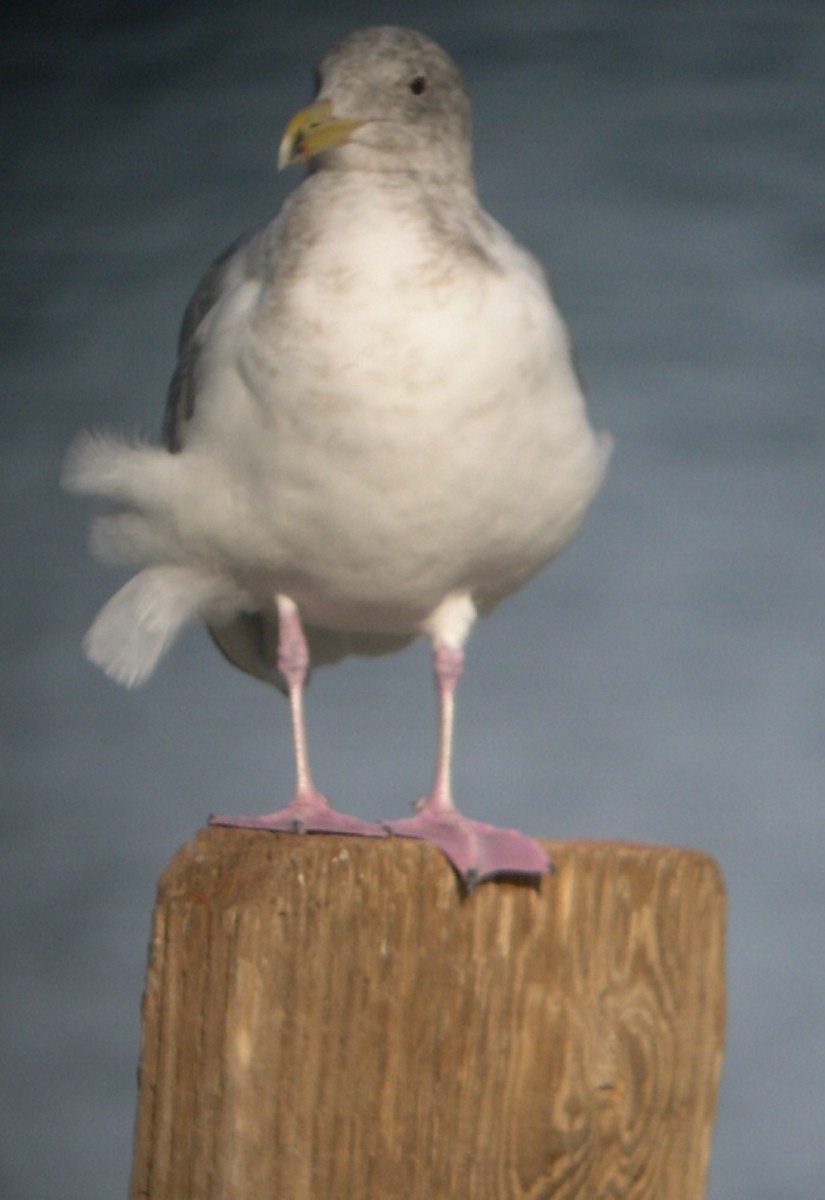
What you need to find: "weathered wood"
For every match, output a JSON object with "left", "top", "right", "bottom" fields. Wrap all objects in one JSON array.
[{"left": 130, "top": 830, "right": 725, "bottom": 1200}]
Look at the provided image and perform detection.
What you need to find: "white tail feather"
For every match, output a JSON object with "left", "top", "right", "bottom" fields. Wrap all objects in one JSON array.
[
  {"left": 62, "top": 430, "right": 173, "bottom": 505},
  {"left": 83, "top": 566, "right": 221, "bottom": 687}
]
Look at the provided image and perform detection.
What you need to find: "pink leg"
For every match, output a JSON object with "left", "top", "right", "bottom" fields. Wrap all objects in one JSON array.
[
  {"left": 383, "top": 642, "right": 551, "bottom": 886},
  {"left": 211, "top": 597, "right": 385, "bottom": 838}
]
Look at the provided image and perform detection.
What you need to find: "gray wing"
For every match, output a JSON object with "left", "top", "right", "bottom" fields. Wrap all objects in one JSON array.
[
  {"left": 162, "top": 229, "right": 259, "bottom": 454},
  {"left": 161, "top": 229, "right": 282, "bottom": 681},
  {"left": 163, "top": 229, "right": 413, "bottom": 688}
]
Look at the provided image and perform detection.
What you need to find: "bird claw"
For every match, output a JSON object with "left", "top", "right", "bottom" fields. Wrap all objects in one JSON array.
[
  {"left": 383, "top": 809, "right": 552, "bottom": 886},
  {"left": 210, "top": 790, "right": 387, "bottom": 838}
]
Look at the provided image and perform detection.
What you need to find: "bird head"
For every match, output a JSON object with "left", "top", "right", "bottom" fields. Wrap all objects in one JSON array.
[{"left": 278, "top": 26, "right": 473, "bottom": 185}]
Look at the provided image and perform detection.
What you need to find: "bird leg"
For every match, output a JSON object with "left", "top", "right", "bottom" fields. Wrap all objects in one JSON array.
[
  {"left": 210, "top": 596, "right": 386, "bottom": 837},
  {"left": 384, "top": 638, "right": 552, "bottom": 886}
]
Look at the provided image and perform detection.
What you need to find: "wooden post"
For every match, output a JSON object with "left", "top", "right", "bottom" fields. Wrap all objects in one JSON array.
[{"left": 130, "top": 830, "right": 725, "bottom": 1200}]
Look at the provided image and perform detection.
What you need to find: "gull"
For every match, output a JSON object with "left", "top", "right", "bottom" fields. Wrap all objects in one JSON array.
[{"left": 63, "top": 26, "right": 611, "bottom": 886}]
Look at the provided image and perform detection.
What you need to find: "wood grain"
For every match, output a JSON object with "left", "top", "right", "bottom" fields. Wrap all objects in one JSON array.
[{"left": 130, "top": 830, "right": 725, "bottom": 1199}]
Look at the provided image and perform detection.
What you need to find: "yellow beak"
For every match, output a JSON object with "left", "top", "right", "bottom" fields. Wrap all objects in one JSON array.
[{"left": 277, "top": 99, "right": 365, "bottom": 169}]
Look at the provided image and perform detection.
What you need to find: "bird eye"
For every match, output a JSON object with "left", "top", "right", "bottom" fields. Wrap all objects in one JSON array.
[{"left": 409, "top": 75, "right": 427, "bottom": 95}]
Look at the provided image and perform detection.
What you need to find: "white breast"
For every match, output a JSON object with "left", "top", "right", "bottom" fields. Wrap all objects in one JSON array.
[{"left": 158, "top": 177, "right": 609, "bottom": 634}]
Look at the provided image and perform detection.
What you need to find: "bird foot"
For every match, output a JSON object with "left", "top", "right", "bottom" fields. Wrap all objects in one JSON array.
[
  {"left": 383, "top": 807, "right": 552, "bottom": 887},
  {"left": 210, "top": 789, "right": 387, "bottom": 838}
]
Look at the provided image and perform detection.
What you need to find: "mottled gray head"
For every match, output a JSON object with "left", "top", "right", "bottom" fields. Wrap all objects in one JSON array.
[{"left": 280, "top": 27, "right": 473, "bottom": 185}]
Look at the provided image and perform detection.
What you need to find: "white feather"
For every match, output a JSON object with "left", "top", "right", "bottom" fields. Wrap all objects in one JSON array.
[
  {"left": 62, "top": 430, "right": 176, "bottom": 508},
  {"left": 82, "top": 566, "right": 226, "bottom": 687}
]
